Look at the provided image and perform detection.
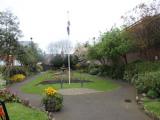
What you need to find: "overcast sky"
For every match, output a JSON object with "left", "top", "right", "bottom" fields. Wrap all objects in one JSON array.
[{"left": 0, "top": 0, "right": 149, "bottom": 52}]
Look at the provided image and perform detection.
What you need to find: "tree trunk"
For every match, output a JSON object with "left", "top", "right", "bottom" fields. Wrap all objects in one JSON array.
[{"left": 123, "top": 54, "right": 128, "bottom": 64}]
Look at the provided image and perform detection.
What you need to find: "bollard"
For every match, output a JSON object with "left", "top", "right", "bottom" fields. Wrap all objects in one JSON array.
[
  {"left": 60, "top": 79, "right": 63, "bottom": 89},
  {"left": 81, "top": 79, "right": 83, "bottom": 88},
  {"left": 0, "top": 100, "right": 10, "bottom": 120}
]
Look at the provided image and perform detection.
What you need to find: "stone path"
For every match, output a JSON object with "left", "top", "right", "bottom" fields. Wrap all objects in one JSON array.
[{"left": 8, "top": 73, "right": 152, "bottom": 120}]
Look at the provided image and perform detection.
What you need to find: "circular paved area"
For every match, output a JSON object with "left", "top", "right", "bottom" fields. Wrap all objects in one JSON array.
[
  {"left": 59, "top": 88, "right": 101, "bottom": 95},
  {"left": 8, "top": 73, "right": 151, "bottom": 120}
]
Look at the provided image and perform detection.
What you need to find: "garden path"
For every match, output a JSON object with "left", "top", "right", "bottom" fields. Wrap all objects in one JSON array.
[{"left": 8, "top": 73, "right": 151, "bottom": 120}]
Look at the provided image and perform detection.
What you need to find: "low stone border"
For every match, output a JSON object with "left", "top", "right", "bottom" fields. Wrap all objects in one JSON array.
[{"left": 136, "top": 95, "right": 160, "bottom": 120}]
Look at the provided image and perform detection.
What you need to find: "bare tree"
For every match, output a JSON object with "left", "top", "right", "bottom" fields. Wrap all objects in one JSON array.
[
  {"left": 121, "top": 0, "right": 160, "bottom": 60},
  {"left": 121, "top": 0, "right": 160, "bottom": 26},
  {"left": 47, "top": 40, "right": 72, "bottom": 55},
  {"left": 48, "top": 42, "right": 58, "bottom": 55}
]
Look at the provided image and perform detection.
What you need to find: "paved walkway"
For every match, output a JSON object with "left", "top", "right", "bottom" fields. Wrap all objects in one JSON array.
[
  {"left": 8, "top": 73, "right": 151, "bottom": 120},
  {"left": 8, "top": 73, "right": 43, "bottom": 109}
]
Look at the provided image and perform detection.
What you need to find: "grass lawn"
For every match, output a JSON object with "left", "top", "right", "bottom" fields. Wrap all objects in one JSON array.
[
  {"left": 143, "top": 98, "right": 160, "bottom": 117},
  {"left": 21, "top": 71, "right": 119, "bottom": 95},
  {"left": 6, "top": 103, "right": 48, "bottom": 120}
]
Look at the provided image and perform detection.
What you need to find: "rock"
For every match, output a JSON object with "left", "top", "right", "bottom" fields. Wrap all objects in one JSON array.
[
  {"left": 48, "top": 112, "right": 55, "bottom": 120},
  {"left": 142, "top": 93, "right": 146, "bottom": 97},
  {"left": 136, "top": 96, "right": 139, "bottom": 101}
]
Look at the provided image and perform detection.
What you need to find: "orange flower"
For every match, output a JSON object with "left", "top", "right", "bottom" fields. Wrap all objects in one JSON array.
[{"left": 0, "top": 106, "right": 5, "bottom": 117}]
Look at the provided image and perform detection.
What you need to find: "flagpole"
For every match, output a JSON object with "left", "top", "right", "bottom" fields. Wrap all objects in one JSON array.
[
  {"left": 67, "top": 11, "right": 71, "bottom": 85},
  {"left": 68, "top": 37, "right": 71, "bottom": 85}
]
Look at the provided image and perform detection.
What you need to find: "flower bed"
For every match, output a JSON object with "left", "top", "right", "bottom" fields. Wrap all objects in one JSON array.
[{"left": 0, "top": 88, "right": 21, "bottom": 103}]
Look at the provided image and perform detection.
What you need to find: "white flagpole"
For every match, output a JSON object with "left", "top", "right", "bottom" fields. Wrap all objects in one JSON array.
[
  {"left": 67, "top": 11, "right": 71, "bottom": 85},
  {"left": 68, "top": 39, "right": 71, "bottom": 85}
]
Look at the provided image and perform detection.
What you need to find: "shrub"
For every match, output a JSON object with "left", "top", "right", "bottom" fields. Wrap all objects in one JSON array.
[
  {"left": 89, "top": 68, "right": 99, "bottom": 75},
  {"left": 110, "top": 65, "right": 125, "bottom": 79},
  {"left": 96, "top": 65, "right": 125, "bottom": 79},
  {"left": 42, "top": 87, "right": 63, "bottom": 112},
  {"left": 10, "top": 74, "right": 26, "bottom": 82},
  {"left": 36, "top": 64, "right": 43, "bottom": 72},
  {"left": 123, "top": 63, "right": 137, "bottom": 82},
  {"left": 96, "top": 65, "right": 112, "bottom": 76},
  {"left": 27, "top": 64, "right": 37, "bottom": 73},
  {"left": 147, "top": 90, "right": 159, "bottom": 99},
  {"left": 3, "top": 66, "right": 27, "bottom": 78},
  {"left": 64, "top": 55, "right": 79, "bottom": 69},
  {"left": 50, "top": 55, "right": 64, "bottom": 69},
  {"left": 136, "top": 61, "right": 160, "bottom": 73},
  {"left": 75, "top": 63, "right": 81, "bottom": 69},
  {"left": 133, "top": 71, "right": 160, "bottom": 97},
  {"left": 123, "top": 61, "right": 160, "bottom": 82},
  {"left": 0, "top": 66, "right": 5, "bottom": 73},
  {"left": 0, "top": 89, "right": 21, "bottom": 102}
]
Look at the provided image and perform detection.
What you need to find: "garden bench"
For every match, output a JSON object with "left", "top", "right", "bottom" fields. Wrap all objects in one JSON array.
[{"left": 0, "top": 100, "right": 9, "bottom": 120}]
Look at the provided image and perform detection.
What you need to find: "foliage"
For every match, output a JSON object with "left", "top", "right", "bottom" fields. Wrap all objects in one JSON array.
[
  {"left": 0, "top": 66, "right": 5, "bottom": 73},
  {"left": 87, "top": 44, "right": 105, "bottom": 65},
  {"left": 96, "top": 65, "right": 112, "bottom": 77},
  {"left": 10, "top": 74, "right": 25, "bottom": 82},
  {"left": 88, "top": 64, "right": 125, "bottom": 79},
  {"left": 101, "top": 28, "right": 134, "bottom": 64},
  {"left": 2, "top": 66, "right": 27, "bottom": 79},
  {"left": 7, "top": 103, "right": 48, "bottom": 120},
  {"left": 123, "top": 61, "right": 160, "bottom": 82},
  {"left": 76, "top": 62, "right": 89, "bottom": 72},
  {"left": 0, "top": 89, "right": 21, "bottom": 102},
  {"left": 74, "top": 43, "right": 89, "bottom": 71},
  {"left": 110, "top": 65, "right": 125, "bottom": 79},
  {"left": 16, "top": 41, "right": 44, "bottom": 67},
  {"left": 42, "top": 87, "right": 63, "bottom": 112},
  {"left": 36, "top": 64, "right": 43, "bottom": 72},
  {"left": 147, "top": 90, "right": 159, "bottom": 99},
  {"left": 132, "top": 71, "right": 160, "bottom": 98},
  {"left": 50, "top": 55, "right": 79, "bottom": 69},
  {"left": 63, "top": 55, "right": 79, "bottom": 68},
  {"left": 123, "top": 62, "right": 138, "bottom": 82},
  {"left": 123, "top": 61, "right": 160, "bottom": 98},
  {"left": 50, "top": 55, "right": 64, "bottom": 68},
  {"left": 75, "top": 63, "right": 81, "bottom": 69},
  {"left": 89, "top": 68, "right": 99, "bottom": 75},
  {"left": 88, "top": 28, "right": 134, "bottom": 65},
  {"left": 0, "top": 10, "right": 22, "bottom": 66}
]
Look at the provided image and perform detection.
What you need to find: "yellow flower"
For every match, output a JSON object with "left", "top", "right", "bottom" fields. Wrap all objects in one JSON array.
[
  {"left": 10, "top": 74, "right": 26, "bottom": 82},
  {"left": 44, "top": 87, "right": 57, "bottom": 96}
]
